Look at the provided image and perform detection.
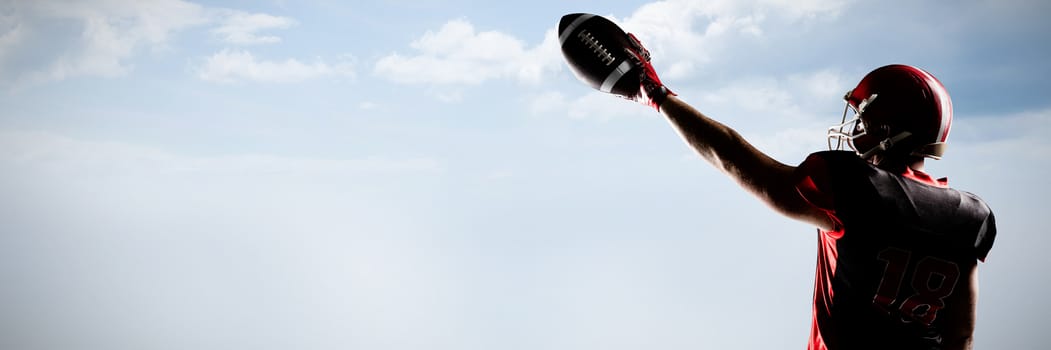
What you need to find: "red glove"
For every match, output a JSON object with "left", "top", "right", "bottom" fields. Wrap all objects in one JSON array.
[{"left": 624, "top": 33, "right": 675, "bottom": 111}]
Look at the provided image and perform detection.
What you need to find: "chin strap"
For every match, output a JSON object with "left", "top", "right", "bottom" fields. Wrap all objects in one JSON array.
[
  {"left": 860, "top": 131, "right": 912, "bottom": 160},
  {"left": 913, "top": 142, "right": 948, "bottom": 160}
]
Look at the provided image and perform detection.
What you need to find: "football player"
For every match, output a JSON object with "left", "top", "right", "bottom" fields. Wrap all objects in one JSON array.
[{"left": 613, "top": 33, "right": 997, "bottom": 350}]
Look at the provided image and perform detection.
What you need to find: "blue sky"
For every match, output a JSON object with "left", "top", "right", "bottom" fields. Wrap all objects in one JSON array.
[{"left": 0, "top": 0, "right": 1048, "bottom": 349}]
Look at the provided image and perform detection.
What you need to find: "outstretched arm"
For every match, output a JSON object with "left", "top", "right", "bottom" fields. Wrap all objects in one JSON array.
[
  {"left": 658, "top": 96, "right": 835, "bottom": 231},
  {"left": 560, "top": 27, "right": 833, "bottom": 230}
]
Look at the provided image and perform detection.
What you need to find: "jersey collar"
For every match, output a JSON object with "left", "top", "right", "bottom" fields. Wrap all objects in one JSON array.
[{"left": 902, "top": 166, "right": 949, "bottom": 188}]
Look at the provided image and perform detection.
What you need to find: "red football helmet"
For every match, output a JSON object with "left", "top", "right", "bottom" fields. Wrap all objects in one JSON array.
[{"left": 828, "top": 64, "right": 953, "bottom": 160}]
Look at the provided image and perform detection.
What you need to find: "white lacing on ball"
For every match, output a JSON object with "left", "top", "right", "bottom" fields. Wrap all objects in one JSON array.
[{"left": 577, "top": 30, "right": 615, "bottom": 66}]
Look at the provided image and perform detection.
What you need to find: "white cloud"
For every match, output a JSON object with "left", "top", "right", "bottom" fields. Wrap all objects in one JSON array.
[
  {"left": 786, "top": 68, "right": 850, "bottom": 102},
  {"left": 374, "top": 19, "right": 562, "bottom": 86},
  {"left": 543, "top": 0, "right": 853, "bottom": 123},
  {"left": 539, "top": 67, "right": 849, "bottom": 126},
  {"left": 0, "top": 10, "right": 23, "bottom": 72},
  {"left": 3, "top": 0, "right": 208, "bottom": 85},
  {"left": 681, "top": 68, "right": 847, "bottom": 121},
  {"left": 652, "top": 69, "right": 852, "bottom": 159},
  {"left": 197, "top": 49, "right": 354, "bottom": 83},
  {"left": 617, "top": 0, "right": 848, "bottom": 79},
  {"left": 0, "top": 1, "right": 308, "bottom": 86},
  {"left": 526, "top": 89, "right": 650, "bottom": 122},
  {"left": 761, "top": 0, "right": 849, "bottom": 21},
  {"left": 697, "top": 77, "right": 797, "bottom": 114},
  {"left": 211, "top": 11, "right": 296, "bottom": 45}
]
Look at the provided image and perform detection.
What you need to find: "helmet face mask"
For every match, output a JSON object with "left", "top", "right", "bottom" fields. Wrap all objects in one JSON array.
[
  {"left": 828, "top": 92, "right": 878, "bottom": 157},
  {"left": 826, "top": 65, "right": 953, "bottom": 161}
]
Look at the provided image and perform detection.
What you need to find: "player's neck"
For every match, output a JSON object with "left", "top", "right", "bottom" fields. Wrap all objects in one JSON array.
[{"left": 873, "top": 155, "right": 925, "bottom": 173}]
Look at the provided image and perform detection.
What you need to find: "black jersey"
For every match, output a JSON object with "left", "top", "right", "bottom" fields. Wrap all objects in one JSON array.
[{"left": 795, "top": 151, "right": 996, "bottom": 350}]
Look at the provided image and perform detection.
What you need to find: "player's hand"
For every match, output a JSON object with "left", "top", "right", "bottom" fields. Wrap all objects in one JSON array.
[{"left": 624, "top": 33, "right": 675, "bottom": 111}]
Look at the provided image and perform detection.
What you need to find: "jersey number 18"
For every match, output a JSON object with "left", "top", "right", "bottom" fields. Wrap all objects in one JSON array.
[{"left": 874, "top": 247, "right": 961, "bottom": 325}]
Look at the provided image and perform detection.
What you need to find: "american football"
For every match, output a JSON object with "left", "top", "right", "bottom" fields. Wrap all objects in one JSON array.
[{"left": 558, "top": 13, "right": 642, "bottom": 97}]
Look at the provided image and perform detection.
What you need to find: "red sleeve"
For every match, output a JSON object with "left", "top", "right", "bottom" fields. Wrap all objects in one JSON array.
[
  {"left": 795, "top": 153, "right": 844, "bottom": 232},
  {"left": 795, "top": 153, "right": 835, "bottom": 211}
]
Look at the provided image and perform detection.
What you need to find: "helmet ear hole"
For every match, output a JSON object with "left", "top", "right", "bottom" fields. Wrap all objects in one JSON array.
[
  {"left": 860, "top": 120, "right": 890, "bottom": 140},
  {"left": 876, "top": 123, "right": 891, "bottom": 137}
]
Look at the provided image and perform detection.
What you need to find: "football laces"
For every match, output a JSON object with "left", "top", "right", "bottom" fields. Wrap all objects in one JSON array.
[{"left": 577, "top": 30, "right": 616, "bottom": 66}]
